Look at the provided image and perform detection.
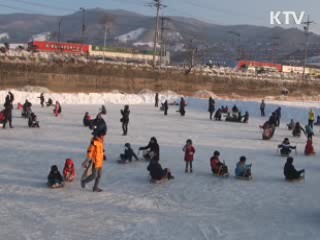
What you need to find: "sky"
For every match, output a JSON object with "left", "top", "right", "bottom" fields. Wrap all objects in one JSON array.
[{"left": 0, "top": 0, "right": 320, "bottom": 33}]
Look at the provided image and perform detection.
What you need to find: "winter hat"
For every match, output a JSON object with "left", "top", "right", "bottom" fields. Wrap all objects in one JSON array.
[
  {"left": 287, "top": 157, "right": 293, "bottom": 164},
  {"left": 151, "top": 137, "right": 157, "bottom": 143},
  {"left": 240, "top": 156, "right": 246, "bottom": 162},
  {"left": 214, "top": 151, "right": 220, "bottom": 157},
  {"left": 125, "top": 143, "right": 131, "bottom": 148},
  {"left": 51, "top": 165, "right": 58, "bottom": 172},
  {"left": 186, "top": 139, "right": 192, "bottom": 144}
]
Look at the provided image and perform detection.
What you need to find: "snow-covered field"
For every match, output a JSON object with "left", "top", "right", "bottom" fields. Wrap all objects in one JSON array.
[{"left": 1, "top": 97, "right": 320, "bottom": 240}]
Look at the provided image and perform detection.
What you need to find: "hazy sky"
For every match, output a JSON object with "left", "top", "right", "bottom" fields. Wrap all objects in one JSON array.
[{"left": 0, "top": 0, "right": 320, "bottom": 33}]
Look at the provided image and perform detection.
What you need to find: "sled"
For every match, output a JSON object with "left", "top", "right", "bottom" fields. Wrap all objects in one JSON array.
[
  {"left": 0, "top": 110, "right": 5, "bottom": 124},
  {"left": 48, "top": 183, "right": 64, "bottom": 189},
  {"left": 213, "top": 172, "right": 229, "bottom": 178},
  {"left": 235, "top": 175, "right": 253, "bottom": 181},
  {"left": 150, "top": 178, "right": 167, "bottom": 184},
  {"left": 286, "top": 175, "right": 305, "bottom": 182}
]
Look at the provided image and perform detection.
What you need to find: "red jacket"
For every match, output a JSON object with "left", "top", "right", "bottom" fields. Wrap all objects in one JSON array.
[
  {"left": 210, "top": 156, "right": 222, "bottom": 173},
  {"left": 305, "top": 140, "right": 315, "bottom": 155},
  {"left": 63, "top": 159, "right": 76, "bottom": 178},
  {"left": 183, "top": 145, "right": 195, "bottom": 162}
]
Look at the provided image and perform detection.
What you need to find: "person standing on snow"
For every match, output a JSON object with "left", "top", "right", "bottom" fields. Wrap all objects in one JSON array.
[
  {"left": 183, "top": 139, "right": 195, "bottom": 173},
  {"left": 120, "top": 105, "right": 130, "bottom": 136},
  {"left": 179, "top": 97, "right": 186, "bottom": 116},
  {"left": 208, "top": 97, "right": 215, "bottom": 120},
  {"left": 3, "top": 91, "right": 14, "bottom": 129},
  {"left": 81, "top": 130, "right": 106, "bottom": 192},
  {"left": 260, "top": 99, "right": 265, "bottom": 117},
  {"left": 54, "top": 101, "right": 62, "bottom": 117},
  {"left": 164, "top": 100, "right": 168, "bottom": 116},
  {"left": 155, "top": 93, "right": 159, "bottom": 107},
  {"left": 38, "top": 93, "right": 45, "bottom": 108},
  {"left": 308, "top": 109, "right": 315, "bottom": 129}
]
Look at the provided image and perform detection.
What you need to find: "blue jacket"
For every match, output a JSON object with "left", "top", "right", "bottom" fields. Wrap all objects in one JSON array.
[{"left": 235, "top": 162, "right": 251, "bottom": 176}]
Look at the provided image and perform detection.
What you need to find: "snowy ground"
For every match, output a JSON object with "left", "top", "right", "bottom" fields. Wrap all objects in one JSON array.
[{"left": 1, "top": 99, "right": 320, "bottom": 240}]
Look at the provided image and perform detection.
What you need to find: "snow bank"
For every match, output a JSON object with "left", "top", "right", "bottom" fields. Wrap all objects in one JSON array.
[
  {"left": 0, "top": 90, "right": 179, "bottom": 105},
  {"left": 192, "top": 90, "right": 218, "bottom": 99}
]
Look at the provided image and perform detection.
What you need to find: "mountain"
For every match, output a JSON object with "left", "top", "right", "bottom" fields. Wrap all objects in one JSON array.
[{"left": 0, "top": 8, "right": 319, "bottom": 64}]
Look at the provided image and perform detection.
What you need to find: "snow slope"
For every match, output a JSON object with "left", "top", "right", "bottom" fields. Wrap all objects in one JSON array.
[
  {"left": 0, "top": 98, "right": 320, "bottom": 240},
  {"left": 115, "top": 28, "right": 145, "bottom": 43},
  {"left": 0, "top": 32, "right": 9, "bottom": 40}
]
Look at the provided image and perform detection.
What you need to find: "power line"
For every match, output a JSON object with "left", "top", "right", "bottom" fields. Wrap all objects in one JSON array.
[{"left": 4, "top": 0, "right": 75, "bottom": 12}]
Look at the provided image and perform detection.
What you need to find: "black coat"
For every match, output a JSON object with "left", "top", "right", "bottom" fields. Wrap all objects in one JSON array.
[
  {"left": 121, "top": 109, "right": 130, "bottom": 123},
  {"left": 147, "top": 161, "right": 165, "bottom": 180},
  {"left": 284, "top": 162, "right": 300, "bottom": 180},
  {"left": 123, "top": 148, "right": 138, "bottom": 161},
  {"left": 208, "top": 98, "right": 215, "bottom": 112},
  {"left": 48, "top": 170, "right": 63, "bottom": 183},
  {"left": 140, "top": 141, "right": 160, "bottom": 161},
  {"left": 278, "top": 143, "right": 296, "bottom": 155}
]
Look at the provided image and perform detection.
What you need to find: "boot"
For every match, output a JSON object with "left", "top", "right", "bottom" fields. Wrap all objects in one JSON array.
[
  {"left": 185, "top": 168, "right": 188, "bottom": 173},
  {"left": 93, "top": 187, "right": 103, "bottom": 192}
]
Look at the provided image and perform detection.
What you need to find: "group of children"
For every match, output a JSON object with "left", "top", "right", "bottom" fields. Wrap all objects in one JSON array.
[{"left": 47, "top": 159, "right": 76, "bottom": 188}]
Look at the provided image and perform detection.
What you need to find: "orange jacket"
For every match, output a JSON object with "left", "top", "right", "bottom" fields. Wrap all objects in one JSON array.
[{"left": 87, "top": 136, "right": 105, "bottom": 168}]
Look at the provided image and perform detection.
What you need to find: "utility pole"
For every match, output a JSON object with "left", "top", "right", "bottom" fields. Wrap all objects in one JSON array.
[
  {"left": 159, "top": 16, "right": 170, "bottom": 67},
  {"left": 271, "top": 34, "right": 280, "bottom": 64},
  {"left": 151, "top": 0, "right": 166, "bottom": 68},
  {"left": 58, "top": 17, "right": 64, "bottom": 53},
  {"left": 80, "top": 8, "right": 86, "bottom": 45},
  {"left": 302, "top": 15, "right": 313, "bottom": 79}
]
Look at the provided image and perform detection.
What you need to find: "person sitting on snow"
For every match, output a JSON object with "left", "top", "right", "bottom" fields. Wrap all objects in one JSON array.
[
  {"left": 278, "top": 138, "right": 296, "bottom": 156},
  {"left": 120, "top": 143, "right": 139, "bottom": 163},
  {"left": 214, "top": 108, "right": 222, "bottom": 121},
  {"left": 305, "top": 136, "right": 316, "bottom": 156},
  {"left": 100, "top": 105, "right": 107, "bottom": 115},
  {"left": 83, "top": 112, "right": 92, "bottom": 127},
  {"left": 63, "top": 159, "right": 76, "bottom": 182},
  {"left": 315, "top": 115, "right": 320, "bottom": 126},
  {"left": 292, "top": 122, "right": 305, "bottom": 137},
  {"left": 235, "top": 156, "right": 252, "bottom": 178},
  {"left": 139, "top": 137, "right": 160, "bottom": 162},
  {"left": 268, "top": 112, "right": 278, "bottom": 127},
  {"left": 232, "top": 104, "right": 239, "bottom": 113},
  {"left": 46, "top": 98, "right": 53, "bottom": 107},
  {"left": 22, "top": 99, "right": 32, "bottom": 118},
  {"left": 147, "top": 159, "right": 174, "bottom": 181},
  {"left": 242, "top": 111, "right": 249, "bottom": 123},
  {"left": 48, "top": 165, "right": 64, "bottom": 188},
  {"left": 210, "top": 151, "right": 228, "bottom": 175},
  {"left": 284, "top": 157, "right": 304, "bottom": 181},
  {"left": 287, "top": 119, "right": 295, "bottom": 130},
  {"left": 28, "top": 112, "right": 40, "bottom": 128}
]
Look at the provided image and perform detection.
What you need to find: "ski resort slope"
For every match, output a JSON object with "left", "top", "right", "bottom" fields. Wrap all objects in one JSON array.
[{"left": 0, "top": 100, "right": 320, "bottom": 240}]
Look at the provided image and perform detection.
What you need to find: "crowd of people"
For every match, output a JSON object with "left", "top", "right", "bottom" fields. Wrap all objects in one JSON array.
[{"left": 2, "top": 91, "right": 315, "bottom": 192}]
